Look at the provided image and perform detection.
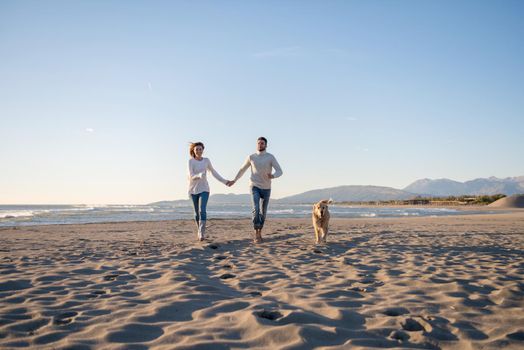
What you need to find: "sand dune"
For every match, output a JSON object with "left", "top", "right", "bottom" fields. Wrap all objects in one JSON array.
[
  {"left": 488, "top": 194, "right": 524, "bottom": 208},
  {"left": 1, "top": 212, "right": 523, "bottom": 349}
]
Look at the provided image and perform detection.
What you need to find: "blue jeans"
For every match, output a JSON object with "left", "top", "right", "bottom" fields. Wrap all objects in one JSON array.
[
  {"left": 251, "top": 186, "right": 271, "bottom": 230},
  {"left": 190, "top": 191, "right": 209, "bottom": 223}
]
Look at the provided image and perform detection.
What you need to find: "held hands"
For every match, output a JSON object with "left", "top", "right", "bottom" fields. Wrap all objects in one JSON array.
[
  {"left": 226, "top": 175, "right": 271, "bottom": 186},
  {"left": 225, "top": 174, "right": 271, "bottom": 187}
]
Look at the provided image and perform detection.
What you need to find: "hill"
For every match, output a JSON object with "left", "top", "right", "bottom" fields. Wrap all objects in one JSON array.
[
  {"left": 488, "top": 194, "right": 524, "bottom": 208},
  {"left": 277, "top": 185, "right": 414, "bottom": 204},
  {"left": 404, "top": 176, "right": 524, "bottom": 196}
]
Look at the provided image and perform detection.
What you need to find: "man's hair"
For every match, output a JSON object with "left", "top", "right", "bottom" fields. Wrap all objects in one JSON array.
[
  {"left": 257, "top": 137, "right": 268, "bottom": 144},
  {"left": 189, "top": 142, "right": 205, "bottom": 158}
]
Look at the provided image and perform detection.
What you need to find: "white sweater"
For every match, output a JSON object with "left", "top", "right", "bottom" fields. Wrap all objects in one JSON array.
[
  {"left": 187, "top": 158, "right": 227, "bottom": 195},
  {"left": 233, "top": 151, "right": 283, "bottom": 190}
]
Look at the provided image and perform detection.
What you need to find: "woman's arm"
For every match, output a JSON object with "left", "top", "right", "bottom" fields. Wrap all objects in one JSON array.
[{"left": 207, "top": 159, "right": 228, "bottom": 184}]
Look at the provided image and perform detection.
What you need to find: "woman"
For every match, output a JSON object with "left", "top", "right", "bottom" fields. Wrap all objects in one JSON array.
[{"left": 187, "top": 142, "right": 230, "bottom": 241}]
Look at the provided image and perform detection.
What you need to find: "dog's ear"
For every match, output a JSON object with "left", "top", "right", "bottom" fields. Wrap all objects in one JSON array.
[{"left": 320, "top": 199, "right": 333, "bottom": 205}]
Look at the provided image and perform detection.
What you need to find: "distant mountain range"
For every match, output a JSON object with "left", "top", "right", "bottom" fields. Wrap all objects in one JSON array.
[
  {"left": 149, "top": 175, "right": 524, "bottom": 205},
  {"left": 276, "top": 186, "right": 412, "bottom": 203},
  {"left": 403, "top": 176, "right": 524, "bottom": 197}
]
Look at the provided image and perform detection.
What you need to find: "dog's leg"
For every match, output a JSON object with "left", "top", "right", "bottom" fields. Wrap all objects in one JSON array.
[
  {"left": 321, "top": 227, "right": 328, "bottom": 243},
  {"left": 314, "top": 225, "right": 320, "bottom": 244}
]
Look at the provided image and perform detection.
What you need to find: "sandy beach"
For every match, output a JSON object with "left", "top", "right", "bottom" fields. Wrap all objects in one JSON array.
[{"left": 1, "top": 211, "right": 523, "bottom": 349}]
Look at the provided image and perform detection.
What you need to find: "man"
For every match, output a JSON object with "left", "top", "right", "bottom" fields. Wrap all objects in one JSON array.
[{"left": 228, "top": 137, "right": 283, "bottom": 243}]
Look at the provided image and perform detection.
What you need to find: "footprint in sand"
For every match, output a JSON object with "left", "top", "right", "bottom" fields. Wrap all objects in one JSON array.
[
  {"left": 90, "top": 290, "right": 108, "bottom": 298},
  {"left": 101, "top": 271, "right": 136, "bottom": 283},
  {"left": 360, "top": 277, "right": 376, "bottom": 284},
  {"left": 255, "top": 310, "right": 283, "bottom": 321},
  {"left": 219, "top": 273, "right": 236, "bottom": 280},
  {"left": 53, "top": 311, "right": 78, "bottom": 325},
  {"left": 401, "top": 318, "right": 426, "bottom": 332},
  {"left": 382, "top": 307, "right": 409, "bottom": 317},
  {"left": 103, "top": 274, "right": 119, "bottom": 281},
  {"left": 389, "top": 330, "right": 410, "bottom": 341}
]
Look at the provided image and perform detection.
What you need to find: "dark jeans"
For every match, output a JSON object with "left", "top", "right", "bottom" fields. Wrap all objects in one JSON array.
[
  {"left": 190, "top": 191, "right": 209, "bottom": 223},
  {"left": 251, "top": 186, "right": 271, "bottom": 230}
]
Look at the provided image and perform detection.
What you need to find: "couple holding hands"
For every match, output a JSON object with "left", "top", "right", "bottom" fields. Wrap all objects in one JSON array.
[{"left": 188, "top": 137, "right": 283, "bottom": 243}]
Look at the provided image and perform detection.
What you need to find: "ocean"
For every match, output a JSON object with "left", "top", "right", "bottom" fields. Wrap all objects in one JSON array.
[{"left": 0, "top": 204, "right": 494, "bottom": 227}]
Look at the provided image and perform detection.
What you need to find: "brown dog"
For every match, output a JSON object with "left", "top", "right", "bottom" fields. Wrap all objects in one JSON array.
[{"left": 312, "top": 199, "right": 333, "bottom": 244}]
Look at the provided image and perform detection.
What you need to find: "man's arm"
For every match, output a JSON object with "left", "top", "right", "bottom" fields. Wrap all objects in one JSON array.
[
  {"left": 232, "top": 156, "right": 251, "bottom": 182},
  {"left": 271, "top": 155, "right": 283, "bottom": 178}
]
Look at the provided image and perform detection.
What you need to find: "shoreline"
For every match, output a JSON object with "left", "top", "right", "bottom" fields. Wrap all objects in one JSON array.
[
  {"left": 0, "top": 209, "right": 519, "bottom": 228},
  {"left": 1, "top": 206, "right": 520, "bottom": 230}
]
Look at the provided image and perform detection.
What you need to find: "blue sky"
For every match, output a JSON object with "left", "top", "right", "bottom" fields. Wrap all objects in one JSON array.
[{"left": 1, "top": 0, "right": 523, "bottom": 204}]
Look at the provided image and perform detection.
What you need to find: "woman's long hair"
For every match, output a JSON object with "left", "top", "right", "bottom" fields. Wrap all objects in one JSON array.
[{"left": 189, "top": 142, "right": 205, "bottom": 159}]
